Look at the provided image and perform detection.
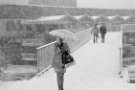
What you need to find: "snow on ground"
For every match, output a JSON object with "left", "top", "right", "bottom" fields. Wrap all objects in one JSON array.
[{"left": 1, "top": 32, "right": 135, "bottom": 90}]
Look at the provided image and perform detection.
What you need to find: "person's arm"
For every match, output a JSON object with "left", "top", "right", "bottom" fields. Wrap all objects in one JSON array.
[
  {"left": 64, "top": 43, "right": 70, "bottom": 53},
  {"left": 54, "top": 43, "right": 61, "bottom": 55}
]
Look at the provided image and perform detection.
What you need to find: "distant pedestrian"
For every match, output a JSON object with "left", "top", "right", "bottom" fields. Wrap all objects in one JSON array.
[
  {"left": 99, "top": 23, "right": 107, "bottom": 43},
  {"left": 91, "top": 24, "right": 99, "bottom": 43}
]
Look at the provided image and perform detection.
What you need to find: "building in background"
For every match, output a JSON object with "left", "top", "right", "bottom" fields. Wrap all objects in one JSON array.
[
  {"left": 0, "top": 0, "right": 29, "bottom": 5},
  {"left": 0, "top": 0, "right": 77, "bottom": 7},
  {"left": 29, "top": 0, "right": 77, "bottom": 7}
]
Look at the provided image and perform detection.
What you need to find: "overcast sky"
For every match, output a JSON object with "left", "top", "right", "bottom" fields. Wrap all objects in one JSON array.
[{"left": 77, "top": 0, "right": 134, "bottom": 9}]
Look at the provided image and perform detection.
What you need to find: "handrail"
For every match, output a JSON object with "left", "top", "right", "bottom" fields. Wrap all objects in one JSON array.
[{"left": 36, "top": 41, "right": 57, "bottom": 50}]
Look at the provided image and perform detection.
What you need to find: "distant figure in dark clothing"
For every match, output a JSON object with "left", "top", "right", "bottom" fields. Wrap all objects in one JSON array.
[
  {"left": 91, "top": 24, "right": 99, "bottom": 43},
  {"left": 99, "top": 24, "right": 107, "bottom": 43}
]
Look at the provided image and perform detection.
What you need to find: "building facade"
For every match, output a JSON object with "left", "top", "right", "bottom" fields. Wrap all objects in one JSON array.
[
  {"left": 0, "top": 0, "right": 29, "bottom": 5},
  {"left": 0, "top": 0, "right": 77, "bottom": 7},
  {"left": 29, "top": 0, "right": 77, "bottom": 7}
]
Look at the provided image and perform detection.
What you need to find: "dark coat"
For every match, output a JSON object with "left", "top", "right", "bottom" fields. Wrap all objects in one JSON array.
[{"left": 100, "top": 25, "right": 107, "bottom": 34}]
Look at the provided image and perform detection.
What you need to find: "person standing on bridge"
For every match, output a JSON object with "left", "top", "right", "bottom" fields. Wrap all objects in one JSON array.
[
  {"left": 52, "top": 38, "right": 66, "bottom": 90},
  {"left": 50, "top": 29, "right": 77, "bottom": 90},
  {"left": 52, "top": 38, "right": 74, "bottom": 90}
]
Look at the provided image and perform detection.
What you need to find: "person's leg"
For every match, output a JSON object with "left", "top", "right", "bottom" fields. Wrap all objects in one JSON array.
[
  {"left": 94, "top": 34, "right": 97, "bottom": 43},
  {"left": 95, "top": 36, "right": 97, "bottom": 43},
  {"left": 101, "top": 33, "right": 104, "bottom": 43},
  {"left": 96, "top": 34, "right": 98, "bottom": 43},
  {"left": 104, "top": 33, "right": 106, "bottom": 42},
  {"left": 93, "top": 35, "right": 95, "bottom": 43},
  {"left": 57, "top": 72, "right": 64, "bottom": 90},
  {"left": 102, "top": 33, "right": 106, "bottom": 43}
]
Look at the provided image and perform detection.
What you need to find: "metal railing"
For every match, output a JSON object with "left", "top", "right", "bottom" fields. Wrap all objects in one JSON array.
[{"left": 36, "top": 41, "right": 57, "bottom": 76}]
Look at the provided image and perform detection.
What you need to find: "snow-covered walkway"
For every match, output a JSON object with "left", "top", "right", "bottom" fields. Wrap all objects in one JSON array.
[{"left": 1, "top": 32, "right": 135, "bottom": 90}]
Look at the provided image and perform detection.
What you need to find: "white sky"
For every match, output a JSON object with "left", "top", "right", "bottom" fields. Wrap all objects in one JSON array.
[{"left": 77, "top": 0, "right": 134, "bottom": 9}]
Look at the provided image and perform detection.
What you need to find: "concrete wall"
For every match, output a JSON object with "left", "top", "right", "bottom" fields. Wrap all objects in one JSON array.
[
  {"left": 0, "top": 0, "right": 29, "bottom": 5},
  {"left": 0, "top": 5, "right": 135, "bottom": 19},
  {"left": 29, "top": 0, "right": 77, "bottom": 7}
]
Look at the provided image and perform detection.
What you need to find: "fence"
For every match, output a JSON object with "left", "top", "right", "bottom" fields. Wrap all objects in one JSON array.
[{"left": 37, "top": 41, "right": 56, "bottom": 72}]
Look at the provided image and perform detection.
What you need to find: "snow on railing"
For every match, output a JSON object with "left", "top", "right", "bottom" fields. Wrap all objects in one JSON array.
[{"left": 37, "top": 41, "right": 57, "bottom": 50}]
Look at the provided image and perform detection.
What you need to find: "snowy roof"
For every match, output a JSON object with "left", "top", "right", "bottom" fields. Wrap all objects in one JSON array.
[
  {"left": 109, "top": 15, "right": 123, "bottom": 20},
  {"left": 37, "top": 15, "right": 65, "bottom": 21},
  {"left": 21, "top": 15, "right": 74, "bottom": 24},
  {"left": 107, "top": 15, "right": 126, "bottom": 20},
  {"left": 107, "top": 16, "right": 116, "bottom": 20},
  {"left": 95, "top": 16, "right": 108, "bottom": 20},
  {"left": 108, "top": 15, "right": 125, "bottom": 24},
  {"left": 121, "top": 16, "right": 130, "bottom": 20},
  {"left": 125, "top": 16, "right": 135, "bottom": 22},
  {"left": 89, "top": 15, "right": 109, "bottom": 23},
  {"left": 74, "top": 15, "right": 84, "bottom": 19},
  {"left": 91, "top": 16, "right": 100, "bottom": 19}
]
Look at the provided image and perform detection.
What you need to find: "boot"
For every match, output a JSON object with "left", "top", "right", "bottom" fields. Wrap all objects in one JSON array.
[{"left": 59, "top": 88, "right": 63, "bottom": 90}]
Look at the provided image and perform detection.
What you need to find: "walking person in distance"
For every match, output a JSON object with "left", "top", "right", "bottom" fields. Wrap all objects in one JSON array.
[
  {"left": 99, "top": 23, "right": 107, "bottom": 43},
  {"left": 91, "top": 23, "right": 99, "bottom": 43}
]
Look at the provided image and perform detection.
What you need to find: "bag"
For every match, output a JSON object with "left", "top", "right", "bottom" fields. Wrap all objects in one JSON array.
[
  {"left": 62, "top": 50, "right": 74, "bottom": 65},
  {"left": 65, "top": 55, "right": 75, "bottom": 68},
  {"left": 58, "top": 42, "right": 75, "bottom": 67}
]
